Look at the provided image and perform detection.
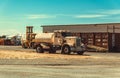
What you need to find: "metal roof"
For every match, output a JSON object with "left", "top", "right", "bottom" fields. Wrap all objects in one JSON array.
[
  {"left": 41, "top": 23, "right": 120, "bottom": 33},
  {"left": 41, "top": 23, "right": 120, "bottom": 27}
]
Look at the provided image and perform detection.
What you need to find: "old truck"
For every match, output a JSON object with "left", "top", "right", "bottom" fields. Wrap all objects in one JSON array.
[{"left": 21, "top": 26, "right": 86, "bottom": 55}]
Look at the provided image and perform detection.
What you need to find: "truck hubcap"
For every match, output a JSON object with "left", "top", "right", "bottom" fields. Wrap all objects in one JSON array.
[{"left": 64, "top": 47, "right": 69, "bottom": 53}]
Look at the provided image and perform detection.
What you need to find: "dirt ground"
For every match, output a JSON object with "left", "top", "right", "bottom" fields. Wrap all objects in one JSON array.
[
  {"left": 0, "top": 46, "right": 120, "bottom": 78},
  {"left": 0, "top": 46, "right": 120, "bottom": 65},
  {"left": 0, "top": 65, "right": 120, "bottom": 78}
]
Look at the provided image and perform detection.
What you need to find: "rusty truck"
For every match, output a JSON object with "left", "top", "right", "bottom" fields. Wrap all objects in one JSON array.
[{"left": 21, "top": 26, "right": 86, "bottom": 55}]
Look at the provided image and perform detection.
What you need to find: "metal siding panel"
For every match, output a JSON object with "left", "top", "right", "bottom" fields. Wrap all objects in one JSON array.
[
  {"left": 108, "top": 33, "right": 112, "bottom": 51},
  {"left": 115, "top": 33, "right": 120, "bottom": 51}
]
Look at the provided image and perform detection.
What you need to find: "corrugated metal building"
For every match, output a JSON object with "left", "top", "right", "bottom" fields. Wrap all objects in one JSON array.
[{"left": 41, "top": 23, "right": 120, "bottom": 52}]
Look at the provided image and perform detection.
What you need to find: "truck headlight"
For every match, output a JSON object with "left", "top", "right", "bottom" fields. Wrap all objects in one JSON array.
[{"left": 81, "top": 43, "right": 85, "bottom": 48}]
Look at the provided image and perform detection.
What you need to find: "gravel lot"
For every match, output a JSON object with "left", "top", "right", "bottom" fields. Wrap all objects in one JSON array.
[{"left": 0, "top": 46, "right": 119, "bottom": 78}]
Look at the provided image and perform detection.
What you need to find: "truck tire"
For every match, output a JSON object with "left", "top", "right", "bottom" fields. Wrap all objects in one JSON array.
[
  {"left": 22, "top": 43, "right": 27, "bottom": 49},
  {"left": 36, "top": 46, "right": 44, "bottom": 53},
  {"left": 61, "top": 45, "right": 71, "bottom": 54},
  {"left": 30, "top": 42, "right": 35, "bottom": 49},
  {"left": 77, "top": 51, "right": 84, "bottom": 55}
]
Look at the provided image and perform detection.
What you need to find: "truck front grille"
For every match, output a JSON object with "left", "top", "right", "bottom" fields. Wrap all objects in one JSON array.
[{"left": 76, "top": 38, "right": 80, "bottom": 46}]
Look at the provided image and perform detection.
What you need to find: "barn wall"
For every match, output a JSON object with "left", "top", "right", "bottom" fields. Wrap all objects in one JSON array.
[{"left": 115, "top": 33, "right": 120, "bottom": 51}]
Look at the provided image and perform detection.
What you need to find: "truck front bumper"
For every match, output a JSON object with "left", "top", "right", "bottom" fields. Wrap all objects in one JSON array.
[{"left": 70, "top": 46, "right": 86, "bottom": 52}]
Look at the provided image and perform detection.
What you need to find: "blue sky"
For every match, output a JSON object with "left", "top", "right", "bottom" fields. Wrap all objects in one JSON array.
[{"left": 0, "top": 0, "right": 120, "bottom": 35}]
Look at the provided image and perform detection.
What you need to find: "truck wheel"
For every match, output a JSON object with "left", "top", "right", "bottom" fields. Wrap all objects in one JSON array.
[
  {"left": 30, "top": 43, "right": 35, "bottom": 49},
  {"left": 22, "top": 43, "right": 27, "bottom": 49},
  {"left": 61, "top": 45, "right": 71, "bottom": 54},
  {"left": 36, "top": 46, "right": 44, "bottom": 53},
  {"left": 77, "top": 51, "right": 84, "bottom": 55}
]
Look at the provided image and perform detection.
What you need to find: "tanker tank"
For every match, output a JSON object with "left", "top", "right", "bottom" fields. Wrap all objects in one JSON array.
[{"left": 34, "top": 33, "right": 55, "bottom": 43}]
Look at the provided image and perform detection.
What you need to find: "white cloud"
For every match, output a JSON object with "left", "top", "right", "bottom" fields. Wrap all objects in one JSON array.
[
  {"left": 101, "top": 9, "right": 120, "bottom": 15},
  {"left": 26, "top": 10, "right": 120, "bottom": 20},
  {"left": 26, "top": 13, "right": 108, "bottom": 19},
  {"left": 73, "top": 9, "right": 120, "bottom": 19},
  {"left": 27, "top": 14, "right": 56, "bottom": 19},
  {"left": 101, "top": 16, "right": 120, "bottom": 20},
  {"left": 74, "top": 14, "right": 107, "bottom": 18}
]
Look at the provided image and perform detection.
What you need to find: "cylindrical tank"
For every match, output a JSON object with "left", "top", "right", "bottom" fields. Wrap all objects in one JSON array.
[{"left": 35, "top": 33, "right": 55, "bottom": 43}]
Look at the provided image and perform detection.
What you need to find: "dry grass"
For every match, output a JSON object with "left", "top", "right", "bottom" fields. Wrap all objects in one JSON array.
[{"left": 0, "top": 50, "right": 96, "bottom": 59}]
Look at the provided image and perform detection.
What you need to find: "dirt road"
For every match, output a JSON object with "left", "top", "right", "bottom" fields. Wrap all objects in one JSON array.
[
  {"left": 0, "top": 65, "right": 120, "bottom": 78},
  {"left": 0, "top": 46, "right": 119, "bottom": 78}
]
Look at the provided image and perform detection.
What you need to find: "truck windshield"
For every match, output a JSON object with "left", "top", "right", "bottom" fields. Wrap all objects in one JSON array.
[{"left": 61, "top": 32, "right": 72, "bottom": 37}]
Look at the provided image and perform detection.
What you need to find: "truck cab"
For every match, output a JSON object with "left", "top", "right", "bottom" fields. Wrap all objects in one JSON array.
[{"left": 61, "top": 36, "right": 86, "bottom": 55}]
